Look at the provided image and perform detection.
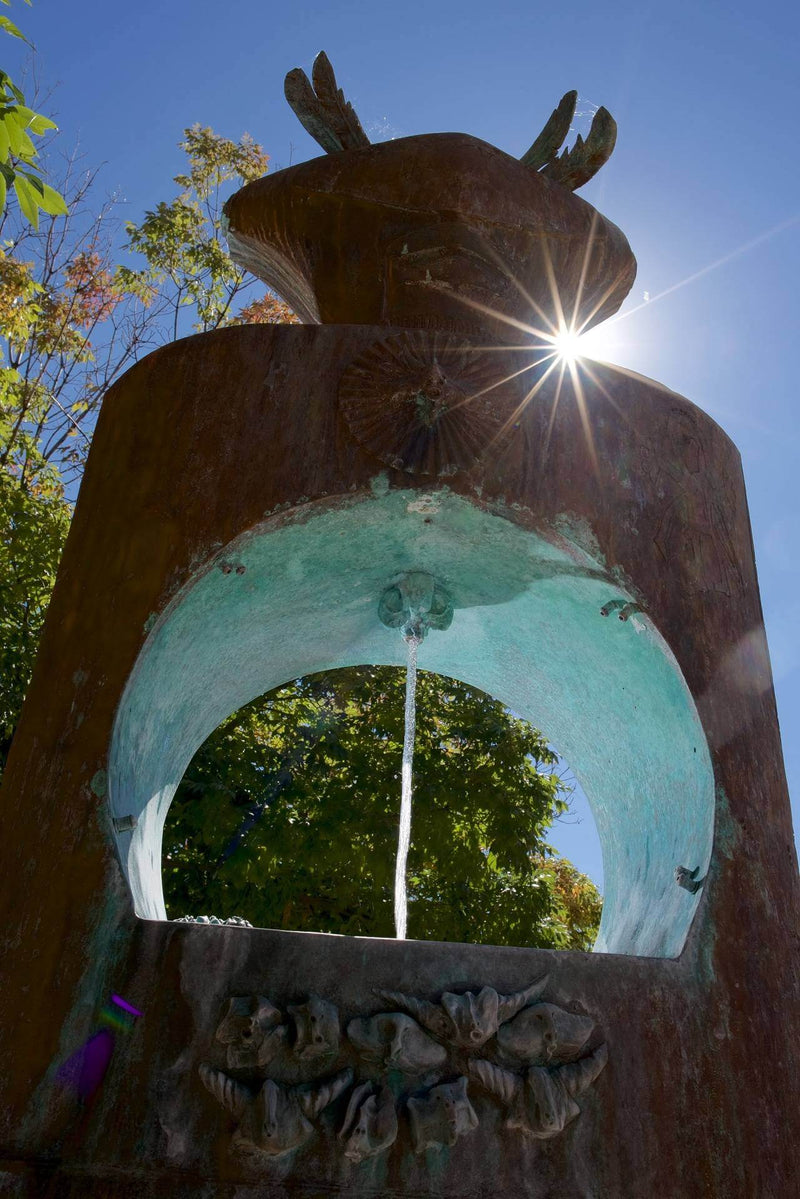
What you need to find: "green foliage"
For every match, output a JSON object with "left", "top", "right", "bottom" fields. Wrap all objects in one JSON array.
[
  {"left": 0, "top": 126, "right": 293, "bottom": 776},
  {"left": 0, "top": 2, "right": 67, "bottom": 226},
  {"left": 0, "top": 469, "right": 69, "bottom": 763},
  {"left": 121, "top": 125, "right": 294, "bottom": 336},
  {"left": 163, "top": 667, "right": 602, "bottom": 950}
]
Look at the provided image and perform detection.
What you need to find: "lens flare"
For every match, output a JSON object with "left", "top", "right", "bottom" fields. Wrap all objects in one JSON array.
[{"left": 550, "top": 327, "right": 584, "bottom": 364}]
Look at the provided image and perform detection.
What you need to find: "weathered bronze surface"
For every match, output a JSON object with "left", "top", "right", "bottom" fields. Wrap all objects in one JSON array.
[
  {"left": 223, "top": 132, "right": 636, "bottom": 336},
  {"left": 0, "top": 52, "right": 797, "bottom": 1199}
]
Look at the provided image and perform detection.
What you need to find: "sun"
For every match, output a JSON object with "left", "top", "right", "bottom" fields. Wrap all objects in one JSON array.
[{"left": 549, "top": 326, "right": 584, "bottom": 364}]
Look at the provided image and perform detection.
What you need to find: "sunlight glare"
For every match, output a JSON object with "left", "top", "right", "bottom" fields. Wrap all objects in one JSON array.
[{"left": 550, "top": 326, "right": 584, "bottom": 364}]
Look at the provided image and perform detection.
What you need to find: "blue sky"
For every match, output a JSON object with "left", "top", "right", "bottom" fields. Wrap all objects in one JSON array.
[{"left": 9, "top": 1, "right": 799, "bottom": 886}]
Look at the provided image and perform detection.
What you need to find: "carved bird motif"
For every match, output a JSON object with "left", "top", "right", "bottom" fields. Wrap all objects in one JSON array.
[
  {"left": 199, "top": 1063, "right": 352, "bottom": 1158},
  {"left": 347, "top": 1012, "right": 448, "bottom": 1073},
  {"left": 407, "top": 1077, "right": 479, "bottom": 1153},
  {"left": 374, "top": 976, "right": 548, "bottom": 1049},
  {"left": 469, "top": 1043, "right": 608, "bottom": 1139},
  {"left": 338, "top": 1080, "right": 398, "bottom": 1162}
]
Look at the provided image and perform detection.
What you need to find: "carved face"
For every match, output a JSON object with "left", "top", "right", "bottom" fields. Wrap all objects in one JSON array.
[
  {"left": 439, "top": 986, "right": 501, "bottom": 1048},
  {"left": 508, "top": 1067, "right": 581, "bottom": 1140},
  {"left": 407, "top": 1077, "right": 479, "bottom": 1152},
  {"left": 288, "top": 994, "right": 340, "bottom": 1059},
  {"left": 339, "top": 1082, "right": 398, "bottom": 1163},
  {"left": 497, "top": 1003, "right": 594, "bottom": 1065},
  {"left": 347, "top": 1012, "right": 447, "bottom": 1073},
  {"left": 214, "top": 995, "right": 286, "bottom": 1069},
  {"left": 236, "top": 1080, "right": 314, "bottom": 1158}
]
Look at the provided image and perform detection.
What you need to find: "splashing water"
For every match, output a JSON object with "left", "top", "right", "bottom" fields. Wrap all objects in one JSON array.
[{"left": 394, "top": 632, "right": 421, "bottom": 939}]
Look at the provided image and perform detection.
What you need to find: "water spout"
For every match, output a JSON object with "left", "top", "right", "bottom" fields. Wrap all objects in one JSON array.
[
  {"left": 395, "top": 630, "right": 420, "bottom": 940},
  {"left": 379, "top": 572, "right": 453, "bottom": 939}
]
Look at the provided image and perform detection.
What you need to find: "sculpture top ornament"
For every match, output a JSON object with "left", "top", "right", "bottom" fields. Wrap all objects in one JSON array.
[
  {"left": 223, "top": 52, "right": 637, "bottom": 339},
  {"left": 284, "top": 52, "right": 617, "bottom": 192}
]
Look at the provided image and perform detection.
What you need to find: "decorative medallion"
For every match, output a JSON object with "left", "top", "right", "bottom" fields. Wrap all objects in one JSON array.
[{"left": 338, "top": 332, "right": 524, "bottom": 476}]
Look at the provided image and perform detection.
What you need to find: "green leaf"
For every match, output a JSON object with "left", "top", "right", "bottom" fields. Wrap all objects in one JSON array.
[
  {"left": 35, "top": 182, "right": 67, "bottom": 216},
  {"left": 13, "top": 172, "right": 38, "bottom": 227},
  {"left": 0, "top": 15, "right": 27, "bottom": 42},
  {"left": 2, "top": 110, "right": 35, "bottom": 158},
  {"left": 0, "top": 167, "right": 6, "bottom": 212},
  {"left": 27, "top": 112, "right": 56, "bottom": 136}
]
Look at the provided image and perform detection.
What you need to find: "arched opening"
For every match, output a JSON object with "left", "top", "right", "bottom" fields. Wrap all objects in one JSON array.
[
  {"left": 109, "top": 488, "right": 714, "bottom": 957},
  {"left": 161, "top": 666, "right": 603, "bottom": 949}
]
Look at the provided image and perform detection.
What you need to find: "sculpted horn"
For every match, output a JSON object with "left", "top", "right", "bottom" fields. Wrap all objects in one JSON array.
[
  {"left": 559, "top": 1043, "right": 609, "bottom": 1097},
  {"left": 468, "top": 1059, "right": 520, "bottom": 1106},
  {"left": 198, "top": 1063, "right": 252, "bottom": 1118},
  {"left": 296, "top": 1067, "right": 354, "bottom": 1120},
  {"left": 373, "top": 990, "right": 448, "bottom": 1037},
  {"left": 496, "top": 975, "right": 550, "bottom": 1024}
]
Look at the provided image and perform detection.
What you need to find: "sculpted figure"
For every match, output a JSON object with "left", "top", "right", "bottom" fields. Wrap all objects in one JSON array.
[
  {"left": 214, "top": 995, "right": 287, "bottom": 1069},
  {"left": 338, "top": 1080, "right": 398, "bottom": 1162},
  {"left": 496, "top": 1002, "right": 595, "bottom": 1065},
  {"left": 375, "top": 976, "right": 548, "bottom": 1049},
  {"left": 199, "top": 1063, "right": 352, "bottom": 1158},
  {"left": 470, "top": 1043, "right": 608, "bottom": 1139},
  {"left": 407, "top": 1077, "right": 479, "bottom": 1152},
  {"left": 288, "top": 994, "right": 340, "bottom": 1059},
  {"left": 347, "top": 1012, "right": 448, "bottom": 1073}
]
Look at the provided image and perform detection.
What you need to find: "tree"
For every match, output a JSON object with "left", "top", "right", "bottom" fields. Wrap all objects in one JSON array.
[
  {"left": 0, "top": 124, "right": 294, "bottom": 774},
  {"left": 163, "top": 667, "right": 602, "bottom": 950},
  {"left": 0, "top": 2, "right": 67, "bottom": 224},
  {"left": 121, "top": 124, "right": 298, "bottom": 340},
  {"left": 0, "top": 467, "right": 68, "bottom": 764}
]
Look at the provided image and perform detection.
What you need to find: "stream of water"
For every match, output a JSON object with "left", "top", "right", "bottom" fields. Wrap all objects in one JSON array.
[{"left": 394, "top": 632, "right": 421, "bottom": 939}]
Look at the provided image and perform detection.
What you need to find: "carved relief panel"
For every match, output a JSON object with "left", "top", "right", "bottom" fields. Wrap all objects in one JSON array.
[{"left": 197, "top": 974, "right": 607, "bottom": 1172}]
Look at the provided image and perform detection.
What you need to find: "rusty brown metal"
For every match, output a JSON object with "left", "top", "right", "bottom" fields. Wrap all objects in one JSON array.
[{"left": 0, "top": 62, "right": 797, "bottom": 1198}]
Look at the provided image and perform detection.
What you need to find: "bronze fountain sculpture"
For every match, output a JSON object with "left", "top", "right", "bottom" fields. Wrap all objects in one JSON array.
[{"left": 0, "top": 52, "right": 797, "bottom": 1198}]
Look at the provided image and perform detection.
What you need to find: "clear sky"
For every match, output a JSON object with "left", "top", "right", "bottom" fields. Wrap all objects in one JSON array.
[{"left": 10, "top": 1, "right": 799, "bottom": 886}]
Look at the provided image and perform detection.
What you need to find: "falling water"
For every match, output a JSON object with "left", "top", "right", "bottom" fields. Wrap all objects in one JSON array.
[{"left": 394, "top": 631, "right": 421, "bottom": 939}]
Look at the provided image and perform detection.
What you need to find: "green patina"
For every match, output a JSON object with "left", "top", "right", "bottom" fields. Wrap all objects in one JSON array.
[
  {"left": 109, "top": 488, "right": 714, "bottom": 958},
  {"left": 90, "top": 769, "right": 108, "bottom": 799}
]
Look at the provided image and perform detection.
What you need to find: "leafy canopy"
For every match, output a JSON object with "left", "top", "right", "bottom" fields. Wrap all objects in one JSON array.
[{"left": 164, "top": 666, "right": 602, "bottom": 950}]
